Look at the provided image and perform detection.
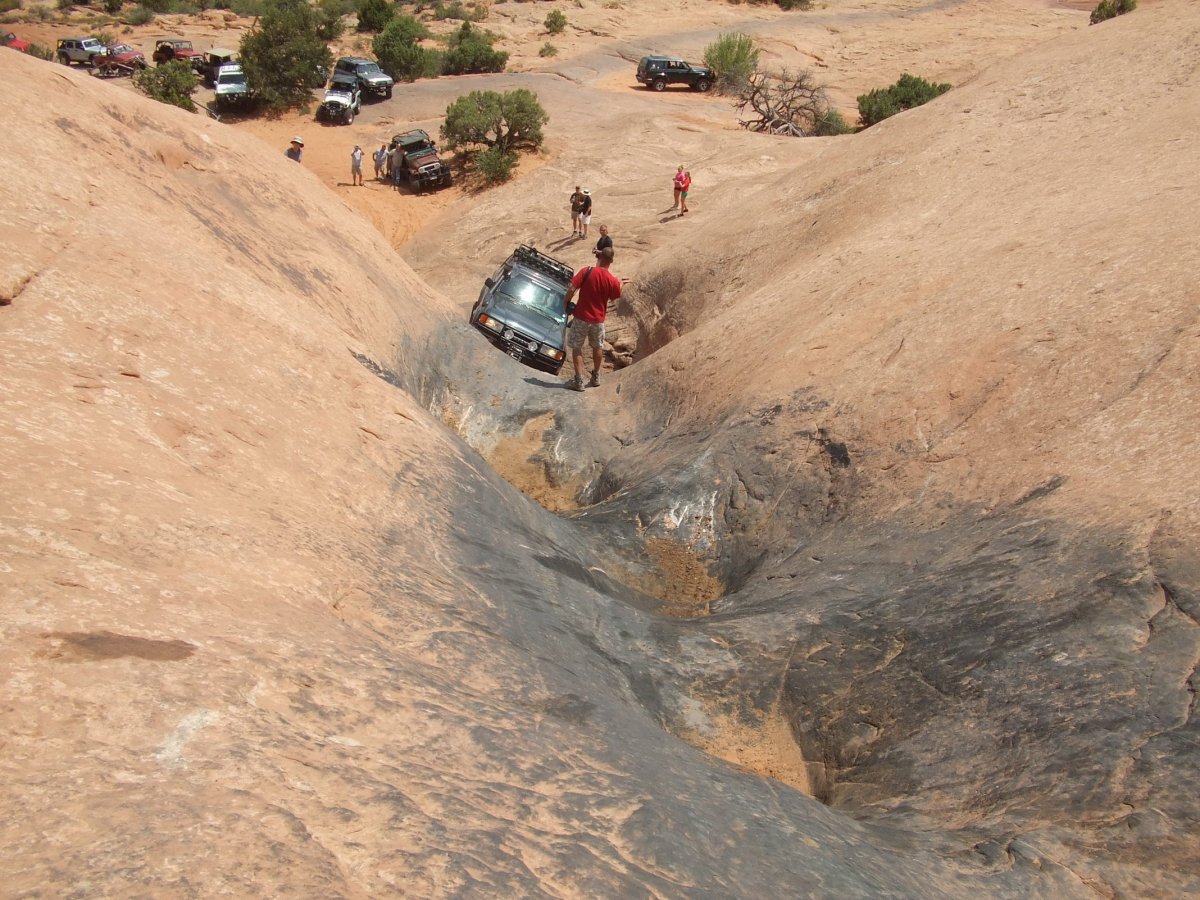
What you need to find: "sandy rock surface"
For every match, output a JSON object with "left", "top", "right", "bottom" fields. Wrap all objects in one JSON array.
[{"left": 2, "top": 0, "right": 1199, "bottom": 896}]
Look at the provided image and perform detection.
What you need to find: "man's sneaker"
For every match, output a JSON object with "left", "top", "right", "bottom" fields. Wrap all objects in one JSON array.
[
  {"left": 571, "top": 375, "right": 585, "bottom": 392},
  {"left": 588, "top": 370, "right": 600, "bottom": 388}
]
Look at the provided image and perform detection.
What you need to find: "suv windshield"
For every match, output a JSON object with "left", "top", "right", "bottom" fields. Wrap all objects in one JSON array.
[
  {"left": 218, "top": 71, "right": 244, "bottom": 85},
  {"left": 358, "top": 62, "right": 382, "bottom": 75},
  {"left": 496, "top": 274, "right": 566, "bottom": 321}
]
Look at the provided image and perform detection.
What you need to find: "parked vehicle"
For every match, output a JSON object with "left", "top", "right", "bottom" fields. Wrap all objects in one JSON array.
[
  {"left": 334, "top": 56, "right": 393, "bottom": 99},
  {"left": 56, "top": 37, "right": 105, "bottom": 67},
  {"left": 2, "top": 32, "right": 31, "bottom": 54},
  {"left": 317, "top": 72, "right": 361, "bottom": 124},
  {"left": 392, "top": 129, "right": 452, "bottom": 193},
  {"left": 470, "top": 245, "right": 573, "bottom": 374},
  {"left": 91, "top": 43, "right": 147, "bottom": 76},
  {"left": 635, "top": 55, "right": 714, "bottom": 93},
  {"left": 201, "top": 48, "right": 236, "bottom": 87},
  {"left": 213, "top": 64, "right": 249, "bottom": 108},
  {"left": 153, "top": 39, "right": 202, "bottom": 70}
]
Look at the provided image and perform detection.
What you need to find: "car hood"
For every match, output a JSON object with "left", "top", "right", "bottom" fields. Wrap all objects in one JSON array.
[
  {"left": 483, "top": 298, "right": 566, "bottom": 346},
  {"left": 322, "top": 90, "right": 353, "bottom": 105},
  {"left": 363, "top": 72, "right": 393, "bottom": 85}
]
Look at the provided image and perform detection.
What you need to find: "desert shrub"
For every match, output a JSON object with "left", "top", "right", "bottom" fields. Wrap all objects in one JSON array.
[
  {"left": 543, "top": 8, "right": 564, "bottom": 34},
  {"left": 315, "top": 0, "right": 347, "bottom": 40},
  {"left": 1090, "top": 0, "right": 1135, "bottom": 24},
  {"left": 103, "top": 0, "right": 122, "bottom": 11},
  {"left": 356, "top": 0, "right": 391, "bottom": 31},
  {"left": 736, "top": 68, "right": 841, "bottom": 137},
  {"left": 441, "top": 87, "right": 546, "bottom": 153},
  {"left": 56, "top": 0, "right": 74, "bottom": 9},
  {"left": 91, "top": 27, "right": 116, "bottom": 43},
  {"left": 0, "top": 0, "right": 21, "bottom": 12},
  {"left": 703, "top": 32, "right": 757, "bottom": 93},
  {"left": 374, "top": 13, "right": 437, "bottom": 80},
  {"left": 134, "top": 59, "right": 197, "bottom": 111},
  {"left": 29, "top": 2, "right": 51, "bottom": 17},
  {"left": 27, "top": 42, "right": 55, "bottom": 59},
  {"left": 475, "top": 145, "right": 517, "bottom": 184},
  {"left": 538, "top": 41, "right": 555, "bottom": 57},
  {"left": 229, "top": 0, "right": 265, "bottom": 13},
  {"left": 125, "top": 4, "right": 153, "bottom": 22},
  {"left": 811, "top": 107, "right": 852, "bottom": 136},
  {"left": 857, "top": 72, "right": 950, "bottom": 128},
  {"left": 441, "top": 21, "right": 506, "bottom": 74},
  {"left": 239, "top": 0, "right": 332, "bottom": 109},
  {"left": 432, "top": 0, "right": 466, "bottom": 18}
]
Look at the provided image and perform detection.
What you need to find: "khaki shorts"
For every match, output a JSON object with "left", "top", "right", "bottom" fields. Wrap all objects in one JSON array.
[{"left": 568, "top": 318, "right": 605, "bottom": 350}]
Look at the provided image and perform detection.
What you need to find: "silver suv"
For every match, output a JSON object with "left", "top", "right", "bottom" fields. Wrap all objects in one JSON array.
[
  {"left": 333, "top": 57, "right": 393, "bottom": 99},
  {"left": 56, "top": 37, "right": 104, "bottom": 66},
  {"left": 470, "top": 246, "right": 573, "bottom": 374}
]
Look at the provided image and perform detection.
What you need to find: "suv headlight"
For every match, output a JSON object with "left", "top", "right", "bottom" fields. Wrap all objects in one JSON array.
[
  {"left": 478, "top": 314, "right": 503, "bottom": 332},
  {"left": 538, "top": 345, "right": 564, "bottom": 361}
]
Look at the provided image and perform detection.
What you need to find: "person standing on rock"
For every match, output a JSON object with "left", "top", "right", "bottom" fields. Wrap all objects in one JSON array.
[
  {"left": 569, "top": 185, "right": 587, "bottom": 236},
  {"left": 390, "top": 142, "right": 404, "bottom": 190},
  {"left": 679, "top": 170, "right": 692, "bottom": 215},
  {"left": 593, "top": 224, "right": 612, "bottom": 257},
  {"left": 351, "top": 145, "right": 364, "bottom": 186},
  {"left": 562, "top": 246, "right": 622, "bottom": 392},
  {"left": 672, "top": 165, "right": 686, "bottom": 209},
  {"left": 373, "top": 144, "right": 387, "bottom": 181},
  {"left": 580, "top": 188, "right": 593, "bottom": 238},
  {"left": 286, "top": 136, "right": 303, "bottom": 163}
]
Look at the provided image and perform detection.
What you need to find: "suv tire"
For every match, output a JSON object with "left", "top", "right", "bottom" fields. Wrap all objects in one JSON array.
[
  {"left": 695, "top": 78, "right": 711, "bottom": 93},
  {"left": 652, "top": 79, "right": 666, "bottom": 92},
  {"left": 385, "top": 86, "right": 393, "bottom": 99},
  {"left": 57, "top": 52, "right": 69, "bottom": 65},
  {"left": 344, "top": 110, "right": 354, "bottom": 125}
]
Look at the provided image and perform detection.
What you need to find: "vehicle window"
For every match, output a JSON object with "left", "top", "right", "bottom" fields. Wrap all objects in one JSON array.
[{"left": 496, "top": 275, "right": 565, "bottom": 320}]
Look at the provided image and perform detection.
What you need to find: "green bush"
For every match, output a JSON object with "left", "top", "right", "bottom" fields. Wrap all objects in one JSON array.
[
  {"left": 239, "top": 0, "right": 333, "bottom": 110},
  {"left": 703, "top": 32, "right": 758, "bottom": 92},
  {"left": 315, "top": 0, "right": 346, "bottom": 40},
  {"left": 475, "top": 145, "right": 517, "bottom": 184},
  {"left": 229, "top": 0, "right": 266, "bottom": 13},
  {"left": 441, "top": 87, "right": 547, "bottom": 153},
  {"left": 134, "top": 59, "right": 198, "bottom": 111},
  {"left": 1090, "top": 0, "right": 1135, "bottom": 24},
  {"left": 373, "top": 13, "right": 436, "bottom": 81},
  {"left": 56, "top": 0, "right": 73, "bottom": 9},
  {"left": 0, "top": 0, "right": 22, "bottom": 12},
  {"left": 356, "top": 0, "right": 391, "bottom": 31},
  {"left": 544, "top": 8, "right": 565, "bottom": 34},
  {"left": 857, "top": 72, "right": 950, "bottom": 128},
  {"left": 27, "top": 42, "right": 55, "bottom": 59},
  {"left": 538, "top": 41, "right": 556, "bottom": 58},
  {"left": 103, "top": 0, "right": 122, "bottom": 12},
  {"left": 125, "top": 5, "right": 153, "bottom": 23},
  {"left": 811, "top": 107, "right": 852, "bottom": 136},
  {"left": 441, "top": 21, "right": 506, "bottom": 74}
]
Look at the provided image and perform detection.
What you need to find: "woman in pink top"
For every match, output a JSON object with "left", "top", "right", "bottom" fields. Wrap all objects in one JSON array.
[
  {"left": 679, "top": 170, "right": 692, "bottom": 215},
  {"left": 672, "top": 165, "right": 686, "bottom": 209}
]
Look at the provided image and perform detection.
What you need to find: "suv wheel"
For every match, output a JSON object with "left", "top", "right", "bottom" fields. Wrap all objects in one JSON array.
[
  {"left": 344, "top": 110, "right": 354, "bottom": 125},
  {"left": 384, "top": 86, "right": 393, "bottom": 99},
  {"left": 651, "top": 79, "right": 666, "bottom": 92},
  {"left": 57, "top": 52, "right": 70, "bottom": 65},
  {"left": 695, "top": 79, "right": 711, "bottom": 93}
]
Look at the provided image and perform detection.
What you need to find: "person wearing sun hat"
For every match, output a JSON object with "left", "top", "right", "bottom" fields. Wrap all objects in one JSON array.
[
  {"left": 569, "top": 184, "right": 587, "bottom": 236},
  {"left": 579, "top": 187, "right": 593, "bottom": 238},
  {"left": 286, "top": 136, "right": 303, "bottom": 163}
]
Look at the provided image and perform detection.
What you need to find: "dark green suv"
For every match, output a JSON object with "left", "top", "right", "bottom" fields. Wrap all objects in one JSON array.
[{"left": 636, "top": 55, "right": 714, "bottom": 92}]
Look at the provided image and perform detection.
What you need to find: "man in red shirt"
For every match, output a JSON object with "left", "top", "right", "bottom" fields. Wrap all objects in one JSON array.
[{"left": 563, "top": 246, "right": 622, "bottom": 391}]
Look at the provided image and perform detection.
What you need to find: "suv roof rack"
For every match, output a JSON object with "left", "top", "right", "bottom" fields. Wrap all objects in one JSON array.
[{"left": 510, "top": 244, "right": 574, "bottom": 285}]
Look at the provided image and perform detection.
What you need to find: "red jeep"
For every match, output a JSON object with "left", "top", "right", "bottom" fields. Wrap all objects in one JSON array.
[
  {"left": 152, "top": 39, "right": 202, "bottom": 70},
  {"left": 1, "top": 32, "right": 31, "bottom": 54}
]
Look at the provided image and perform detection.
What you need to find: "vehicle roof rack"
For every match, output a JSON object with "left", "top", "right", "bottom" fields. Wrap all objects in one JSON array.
[{"left": 510, "top": 244, "right": 574, "bottom": 284}]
